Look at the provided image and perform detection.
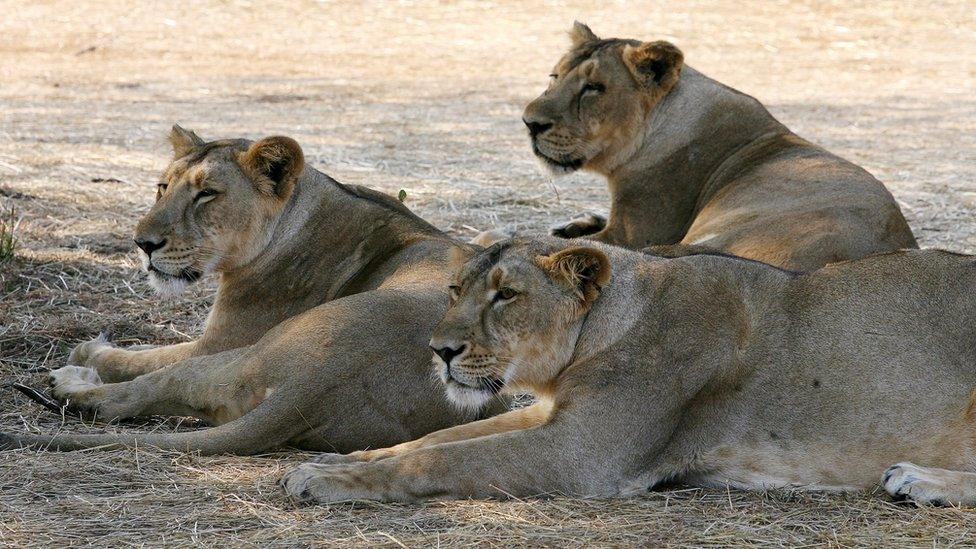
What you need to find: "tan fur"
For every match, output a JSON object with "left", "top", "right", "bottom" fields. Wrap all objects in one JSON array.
[
  {"left": 281, "top": 238, "right": 976, "bottom": 507},
  {"left": 535, "top": 246, "right": 611, "bottom": 303},
  {"left": 1, "top": 128, "right": 507, "bottom": 455},
  {"left": 523, "top": 23, "right": 917, "bottom": 271}
]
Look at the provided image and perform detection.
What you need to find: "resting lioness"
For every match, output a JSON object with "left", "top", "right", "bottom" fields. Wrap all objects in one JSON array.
[
  {"left": 522, "top": 22, "right": 917, "bottom": 271},
  {"left": 0, "top": 127, "right": 506, "bottom": 454},
  {"left": 280, "top": 237, "right": 976, "bottom": 507}
]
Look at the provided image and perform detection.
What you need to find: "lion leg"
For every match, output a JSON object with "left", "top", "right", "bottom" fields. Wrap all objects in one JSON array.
[
  {"left": 882, "top": 462, "right": 976, "bottom": 507},
  {"left": 68, "top": 336, "right": 200, "bottom": 383},
  {"left": 50, "top": 347, "right": 255, "bottom": 424},
  {"left": 312, "top": 400, "right": 552, "bottom": 465},
  {"left": 281, "top": 416, "right": 617, "bottom": 503},
  {"left": 550, "top": 212, "right": 607, "bottom": 239},
  {"left": 2, "top": 378, "right": 313, "bottom": 455}
]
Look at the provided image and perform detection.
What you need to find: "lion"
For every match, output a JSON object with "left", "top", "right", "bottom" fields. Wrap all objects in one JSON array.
[
  {"left": 0, "top": 126, "right": 507, "bottom": 454},
  {"left": 280, "top": 237, "right": 976, "bottom": 507},
  {"left": 518, "top": 22, "right": 917, "bottom": 271}
]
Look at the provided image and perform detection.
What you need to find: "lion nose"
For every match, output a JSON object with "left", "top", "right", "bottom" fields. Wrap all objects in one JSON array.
[
  {"left": 431, "top": 344, "right": 467, "bottom": 366},
  {"left": 523, "top": 117, "right": 553, "bottom": 138},
  {"left": 134, "top": 237, "right": 166, "bottom": 257}
]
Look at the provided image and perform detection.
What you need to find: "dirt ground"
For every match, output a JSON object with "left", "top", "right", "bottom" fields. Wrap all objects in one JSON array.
[{"left": 2, "top": 0, "right": 976, "bottom": 546}]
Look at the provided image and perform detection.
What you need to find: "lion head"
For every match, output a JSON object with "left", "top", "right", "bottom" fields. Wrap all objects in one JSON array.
[
  {"left": 428, "top": 239, "right": 611, "bottom": 409},
  {"left": 133, "top": 125, "right": 304, "bottom": 297},
  {"left": 522, "top": 22, "right": 683, "bottom": 175}
]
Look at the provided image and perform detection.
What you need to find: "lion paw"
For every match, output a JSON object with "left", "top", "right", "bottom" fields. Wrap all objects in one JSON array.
[
  {"left": 882, "top": 462, "right": 952, "bottom": 506},
  {"left": 48, "top": 366, "right": 102, "bottom": 411},
  {"left": 49, "top": 366, "right": 103, "bottom": 402},
  {"left": 550, "top": 213, "right": 606, "bottom": 239},
  {"left": 279, "top": 462, "right": 353, "bottom": 503},
  {"left": 279, "top": 462, "right": 378, "bottom": 504},
  {"left": 67, "top": 334, "right": 114, "bottom": 369}
]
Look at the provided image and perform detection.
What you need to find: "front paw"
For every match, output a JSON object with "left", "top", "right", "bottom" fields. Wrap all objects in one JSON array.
[
  {"left": 67, "top": 334, "right": 114, "bottom": 368},
  {"left": 882, "top": 462, "right": 950, "bottom": 506},
  {"left": 49, "top": 365, "right": 103, "bottom": 400},
  {"left": 279, "top": 462, "right": 376, "bottom": 504},
  {"left": 550, "top": 212, "right": 606, "bottom": 239},
  {"left": 48, "top": 366, "right": 112, "bottom": 416}
]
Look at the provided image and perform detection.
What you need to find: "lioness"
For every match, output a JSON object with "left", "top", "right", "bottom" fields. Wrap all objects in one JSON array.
[
  {"left": 523, "top": 22, "right": 917, "bottom": 271},
  {"left": 280, "top": 237, "right": 976, "bottom": 507},
  {"left": 0, "top": 127, "right": 505, "bottom": 454}
]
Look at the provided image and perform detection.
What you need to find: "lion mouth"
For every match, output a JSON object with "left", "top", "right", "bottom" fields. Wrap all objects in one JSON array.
[
  {"left": 443, "top": 366, "right": 505, "bottom": 394},
  {"left": 148, "top": 264, "right": 203, "bottom": 284},
  {"left": 442, "top": 374, "right": 505, "bottom": 411},
  {"left": 531, "top": 142, "right": 585, "bottom": 173}
]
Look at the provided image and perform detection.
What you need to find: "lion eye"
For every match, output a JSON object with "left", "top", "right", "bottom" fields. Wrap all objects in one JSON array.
[
  {"left": 495, "top": 287, "right": 518, "bottom": 301},
  {"left": 582, "top": 82, "right": 605, "bottom": 95},
  {"left": 157, "top": 183, "right": 168, "bottom": 192},
  {"left": 196, "top": 188, "right": 218, "bottom": 201}
]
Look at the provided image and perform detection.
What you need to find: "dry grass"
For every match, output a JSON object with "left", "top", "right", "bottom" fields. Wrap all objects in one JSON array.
[{"left": 2, "top": 0, "right": 976, "bottom": 546}]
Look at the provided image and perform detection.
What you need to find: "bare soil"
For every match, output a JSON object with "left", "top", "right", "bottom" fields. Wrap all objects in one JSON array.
[{"left": 2, "top": 1, "right": 975, "bottom": 546}]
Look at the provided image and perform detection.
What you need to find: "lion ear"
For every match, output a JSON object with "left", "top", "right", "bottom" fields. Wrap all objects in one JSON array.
[
  {"left": 622, "top": 41, "right": 684, "bottom": 91},
  {"left": 448, "top": 245, "right": 476, "bottom": 272},
  {"left": 239, "top": 136, "right": 305, "bottom": 201},
  {"left": 569, "top": 21, "right": 599, "bottom": 46},
  {"left": 538, "top": 246, "right": 611, "bottom": 305},
  {"left": 168, "top": 124, "right": 205, "bottom": 159}
]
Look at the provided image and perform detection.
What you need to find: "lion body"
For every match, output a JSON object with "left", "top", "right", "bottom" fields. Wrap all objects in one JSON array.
[
  {"left": 523, "top": 24, "right": 917, "bottom": 271},
  {"left": 4, "top": 129, "right": 504, "bottom": 455},
  {"left": 281, "top": 239, "right": 976, "bottom": 506}
]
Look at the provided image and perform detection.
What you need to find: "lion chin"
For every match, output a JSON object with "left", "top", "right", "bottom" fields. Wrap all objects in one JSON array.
[
  {"left": 147, "top": 268, "right": 202, "bottom": 299},
  {"left": 444, "top": 380, "right": 495, "bottom": 412}
]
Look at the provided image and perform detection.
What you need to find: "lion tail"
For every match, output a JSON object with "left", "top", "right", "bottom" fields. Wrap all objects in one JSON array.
[{"left": 1, "top": 383, "right": 311, "bottom": 455}]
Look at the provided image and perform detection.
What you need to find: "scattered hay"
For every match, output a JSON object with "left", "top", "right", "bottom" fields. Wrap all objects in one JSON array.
[{"left": 2, "top": 0, "right": 976, "bottom": 546}]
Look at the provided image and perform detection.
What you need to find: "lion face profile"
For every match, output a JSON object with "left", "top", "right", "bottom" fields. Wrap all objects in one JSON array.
[
  {"left": 429, "top": 240, "right": 610, "bottom": 409},
  {"left": 522, "top": 22, "right": 683, "bottom": 174},
  {"left": 134, "top": 125, "right": 304, "bottom": 297}
]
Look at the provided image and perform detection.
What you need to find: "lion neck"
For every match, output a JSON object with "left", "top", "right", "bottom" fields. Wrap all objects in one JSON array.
[
  {"left": 599, "top": 66, "right": 788, "bottom": 247},
  {"left": 204, "top": 167, "right": 442, "bottom": 342}
]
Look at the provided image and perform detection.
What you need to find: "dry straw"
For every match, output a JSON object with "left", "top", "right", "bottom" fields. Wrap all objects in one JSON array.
[{"left": 3, "top": 0, "right": 976, "bottom": 546}]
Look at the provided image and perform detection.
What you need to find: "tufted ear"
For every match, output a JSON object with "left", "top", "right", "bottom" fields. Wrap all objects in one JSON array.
[
  {"left": 538, "top": 246, "right": 611, "bottom": 305},
  {"left": 622, "top": 41, "right": 684, "bottom": 91},
  {"left": 569, "top": 21, "right": 599, "bottom": 46},
  {"left": 169, "top": 124, "right": 205, "bottom": 159},
  {"left": 238, "top": 136, "right": 305, "bottom": 201}
]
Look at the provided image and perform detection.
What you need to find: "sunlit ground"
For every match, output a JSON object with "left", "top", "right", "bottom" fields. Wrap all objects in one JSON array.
[{"left": 1, "top": 1, "right": 975, "bottom": 546}]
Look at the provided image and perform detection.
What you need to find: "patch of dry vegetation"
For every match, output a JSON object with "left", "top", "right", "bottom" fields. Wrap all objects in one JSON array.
[{"left": 2, "top": 0, "right": 975, "bottom": 546}]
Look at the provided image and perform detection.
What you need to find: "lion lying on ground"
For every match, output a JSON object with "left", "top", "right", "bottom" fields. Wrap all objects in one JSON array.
[
  {"left": 519, "top": 22, "right": 917, "bottom": 271},
  {"left": 281, "top": 237, "right": 976, "bottom": 507},
  {"left": 0, "top": 127, "right": 506, "bottom": 454}
]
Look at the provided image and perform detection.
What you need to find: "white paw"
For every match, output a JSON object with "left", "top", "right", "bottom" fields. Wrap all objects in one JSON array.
[
  {"left": 49, "top": 365, "right": 103, "bottom": 400},
  {"left": 882, "top": 462, "right": 951, "bottom": 506}
]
